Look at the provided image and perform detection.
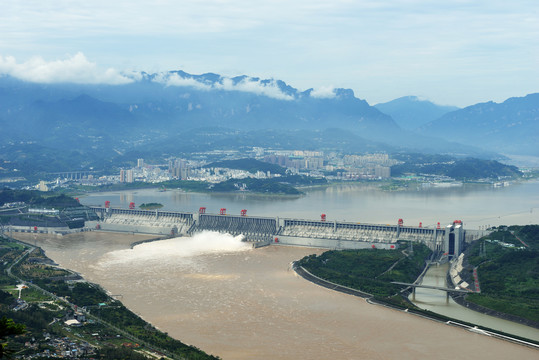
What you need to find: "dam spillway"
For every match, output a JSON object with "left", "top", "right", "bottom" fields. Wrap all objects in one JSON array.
[
  {"left": 193, "top": 214, "right": 278, "bottom": 243},
  {"left": 85, "top": 206, "right": 474, "bottom": 256}
]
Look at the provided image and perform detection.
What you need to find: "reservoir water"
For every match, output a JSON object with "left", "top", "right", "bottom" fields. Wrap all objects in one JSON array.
[{"left": 80, "top": 180, "right": 539, "bottom": 228}]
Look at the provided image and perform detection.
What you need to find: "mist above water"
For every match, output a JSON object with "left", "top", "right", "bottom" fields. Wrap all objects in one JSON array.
[{"left": 98, "top": 231, "right": 251, "bottom": 267}]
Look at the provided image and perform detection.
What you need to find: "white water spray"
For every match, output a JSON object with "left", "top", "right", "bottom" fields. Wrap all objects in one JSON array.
[{"left": 99, "top": 231, "right": 251, "bottom": 266}]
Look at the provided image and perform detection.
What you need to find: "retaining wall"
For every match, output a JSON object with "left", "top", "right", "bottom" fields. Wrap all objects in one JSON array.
[
  {"left": 274, "top": 235, "right": 398, "bottom": 250},
  {"left": 85, "top": 221, "right": 175, "bottom": 236}
]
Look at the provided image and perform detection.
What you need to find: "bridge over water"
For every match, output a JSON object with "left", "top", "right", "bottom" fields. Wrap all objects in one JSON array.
[
  {"left": 88, "top": 206, "right": 470, "bottom": 256},
  {"left": 391, "top": 281, "right": 471, "bottom": 300}
]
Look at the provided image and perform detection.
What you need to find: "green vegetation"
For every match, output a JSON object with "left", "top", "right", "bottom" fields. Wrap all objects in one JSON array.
[
  {"left": 464, "top": 225, "right": 539, "bottom": 323},
  {"left": 66, "top": 179, "right": 210, "bottom": 194},
  {"left": 0, "top": 236, "right": 219, "bottom": 359},
  {"left": 139, "top": 202, "right": 163, "bottom": 210},
  {"left": 0, "top": 316, "right": 26, "bottom": 358},
  {"left": 206, "top": 158, "right": 287, "bottom": 175},
  {"left": 391, "top": 154, "right": 522, "bottom": 180},
  {"left": 210, "top": 177, "right": 299, "bottom": 194},
  {"left": 209, "top": 174, "right": 326, "bottom": 195},
  {"left": 297, "top": 243, "right": 431, "bottom": 302},
  {"left": 95, "top": 345, "right": 149, "bottom": 360},
  {"left": 0, "top": 188, "right": 81, "bottom": 209},
  {"left": 378, "top": 180, "right": 412, "bottom": 191}
]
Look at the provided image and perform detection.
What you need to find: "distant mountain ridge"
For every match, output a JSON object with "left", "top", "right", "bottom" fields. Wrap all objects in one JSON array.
[
  {"left": 375, "top": 96, "right": 459, "bottom": 130},
  {"left": 0, "top": 71, "right": 399, "bottom": 145},
  {"left": 419, "top": 93, "right": 539, "bottom": 156},
  {"left": 0, "top": 70, "right": 535, "bottom": 180},
  {"left": 0, "top": 71, "right": 409, "bottom": 176}
]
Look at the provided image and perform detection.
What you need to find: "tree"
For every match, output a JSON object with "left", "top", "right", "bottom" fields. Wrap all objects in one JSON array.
[{"left": 0, "top": 317, "right": 25, "bottom": 358}]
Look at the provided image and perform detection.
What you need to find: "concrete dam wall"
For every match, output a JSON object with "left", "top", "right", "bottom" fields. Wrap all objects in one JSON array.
[{"left": 87, "top": 207, "right": 467, "bottom": 254}]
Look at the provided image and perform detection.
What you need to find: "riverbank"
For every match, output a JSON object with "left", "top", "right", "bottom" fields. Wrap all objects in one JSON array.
[
  {"left": 447, "top": 225, "right": 539, "bottom": 329},
  {"left": 446, "top": 260, "right": 539, "bottom": 330},
  {"left": 294, "top": 259, "right": 539, "bottom": 348},
  {"left": 5, "top": 232, "right": 219, "bottom": 359},
  {"left": 451, "top": 293, "right": 539, "bottom": 330},
  {"left": 65, "top": 176, "right": 323, "bottom": 198}
]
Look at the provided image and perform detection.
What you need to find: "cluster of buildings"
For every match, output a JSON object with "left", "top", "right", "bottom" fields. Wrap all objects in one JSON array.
[
  {"left": 34, "top": 148, "right": 398, "bottom": 189},
  {"left": 189, "top": 167, "right": 277, "bottom": 183},
  {"left": 119, "top": 151, "right": 395, "bottom": 184},
  {"left": 263, "top": 150, "right": 395, "bottom": 179},
  {"left": 98, "top": 150, "right": 397, "bottom": 186},
  {"left": 22, "top": 334, "right": 95, "bottom": 359},
  {"left": 119, "top": 158, "right": 192, "bottom": 183}
]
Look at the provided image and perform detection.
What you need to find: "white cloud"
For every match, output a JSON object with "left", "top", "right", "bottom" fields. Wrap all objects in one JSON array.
[
  {"left": 310, "top": 86, "right": 336, "bottom": 99},
  {"left": 0, "top": 52, "right": 297, "bottom": 100},
  {"left": 215, "top": 77, "right": 294, "bottom": 101},
  {"left": 0, "top": 52, "right": 134, "bottom": 85},
  {"left": 154, "top": 72, "right": 212, "bottom": 90},
  {"left": 155, "top": 72, "right": 295, "bottom": 100}
]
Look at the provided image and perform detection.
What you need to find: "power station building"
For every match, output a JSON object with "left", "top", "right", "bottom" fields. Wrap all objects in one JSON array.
[{"left": 444, "top": 220, "right": 465, "bottom": 258}]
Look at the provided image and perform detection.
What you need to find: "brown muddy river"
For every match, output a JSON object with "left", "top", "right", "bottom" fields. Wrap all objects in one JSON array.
[{"left": 13, "top": 231, "right": 538, "bottom": 359}]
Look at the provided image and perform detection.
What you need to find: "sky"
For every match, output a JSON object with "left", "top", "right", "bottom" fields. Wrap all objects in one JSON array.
[{"left": 0, "top": 0, "right": 537, "bottom": 107}]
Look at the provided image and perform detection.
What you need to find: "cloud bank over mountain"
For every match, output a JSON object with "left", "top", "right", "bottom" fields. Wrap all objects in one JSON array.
[
  {"left": 309, "top": 86, "right": 337, "bottom": 99},
  {"left": 0, "top": 52, "right": 133, "bottom": 85},
  {"left": 0, "top": 53, "right": 338, "bottom": 101},
  {"left": 155, "top": 72, "right": 295, "bottom": 101},
  {"left": 1, "top": 55, "right": 536, "bottom": 157}
]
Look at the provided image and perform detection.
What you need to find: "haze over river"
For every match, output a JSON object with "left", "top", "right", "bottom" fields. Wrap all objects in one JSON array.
[{"left": 18, "top": 181, "right": 539, "bottom": 358}]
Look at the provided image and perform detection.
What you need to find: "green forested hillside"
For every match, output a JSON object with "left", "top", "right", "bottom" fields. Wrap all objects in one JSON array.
[
  {"left": 297, "top": 244, "right": 431, "bottom": 298},
  {"left": 0, "top": 189, "right": 80, "bottom": 208},
  {"left": 465, "top": 225, "right": 539, "bottom": 322},
  {"left": 391, "top": 156, "right": 521, "bottom": 180}
]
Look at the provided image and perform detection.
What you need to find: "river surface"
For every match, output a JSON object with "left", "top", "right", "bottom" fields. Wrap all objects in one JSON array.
[
  {"left": 12, "top": 232, "right": 538, "bottom": 359},
  {"left": 14, "top": 181, "right": 539, "bottom": 358},
  {"left": 412, "top": 263, "right": 539, "bottom": 341},
  {"left": 80, "top": 180, "right": 539, "bottom": 229}
]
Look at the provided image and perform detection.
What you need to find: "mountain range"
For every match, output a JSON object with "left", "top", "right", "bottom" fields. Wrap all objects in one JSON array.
[
  {"left": 0, "top": 70, "right": 537, "bottom": 177},
  {"left": 374, "top": 96, "right": 460, "bottom": 130},
  {"left": 418, "top": 94, "right": 539, "bottom": 156},
  {"left": 0, "top": 72, "right": 399, "bottom": 153}
]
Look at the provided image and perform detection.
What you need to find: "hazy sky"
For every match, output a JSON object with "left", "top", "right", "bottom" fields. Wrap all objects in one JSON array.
[{"left": 0, "top": 0, "right": 537, "bottom": 107}]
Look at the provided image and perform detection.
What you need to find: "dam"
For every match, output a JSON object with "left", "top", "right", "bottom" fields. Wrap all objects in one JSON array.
[{"left": 85, "top": 205, "right": 481, "bottom": 257}]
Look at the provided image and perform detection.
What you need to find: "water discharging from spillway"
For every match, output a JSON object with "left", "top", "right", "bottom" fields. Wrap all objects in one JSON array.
[
  {"left": 411, "top": 263, "right": 539, "bottom": 341},
  {"left": 100, "top": 231, "right": 251, "bottom": 265}
]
